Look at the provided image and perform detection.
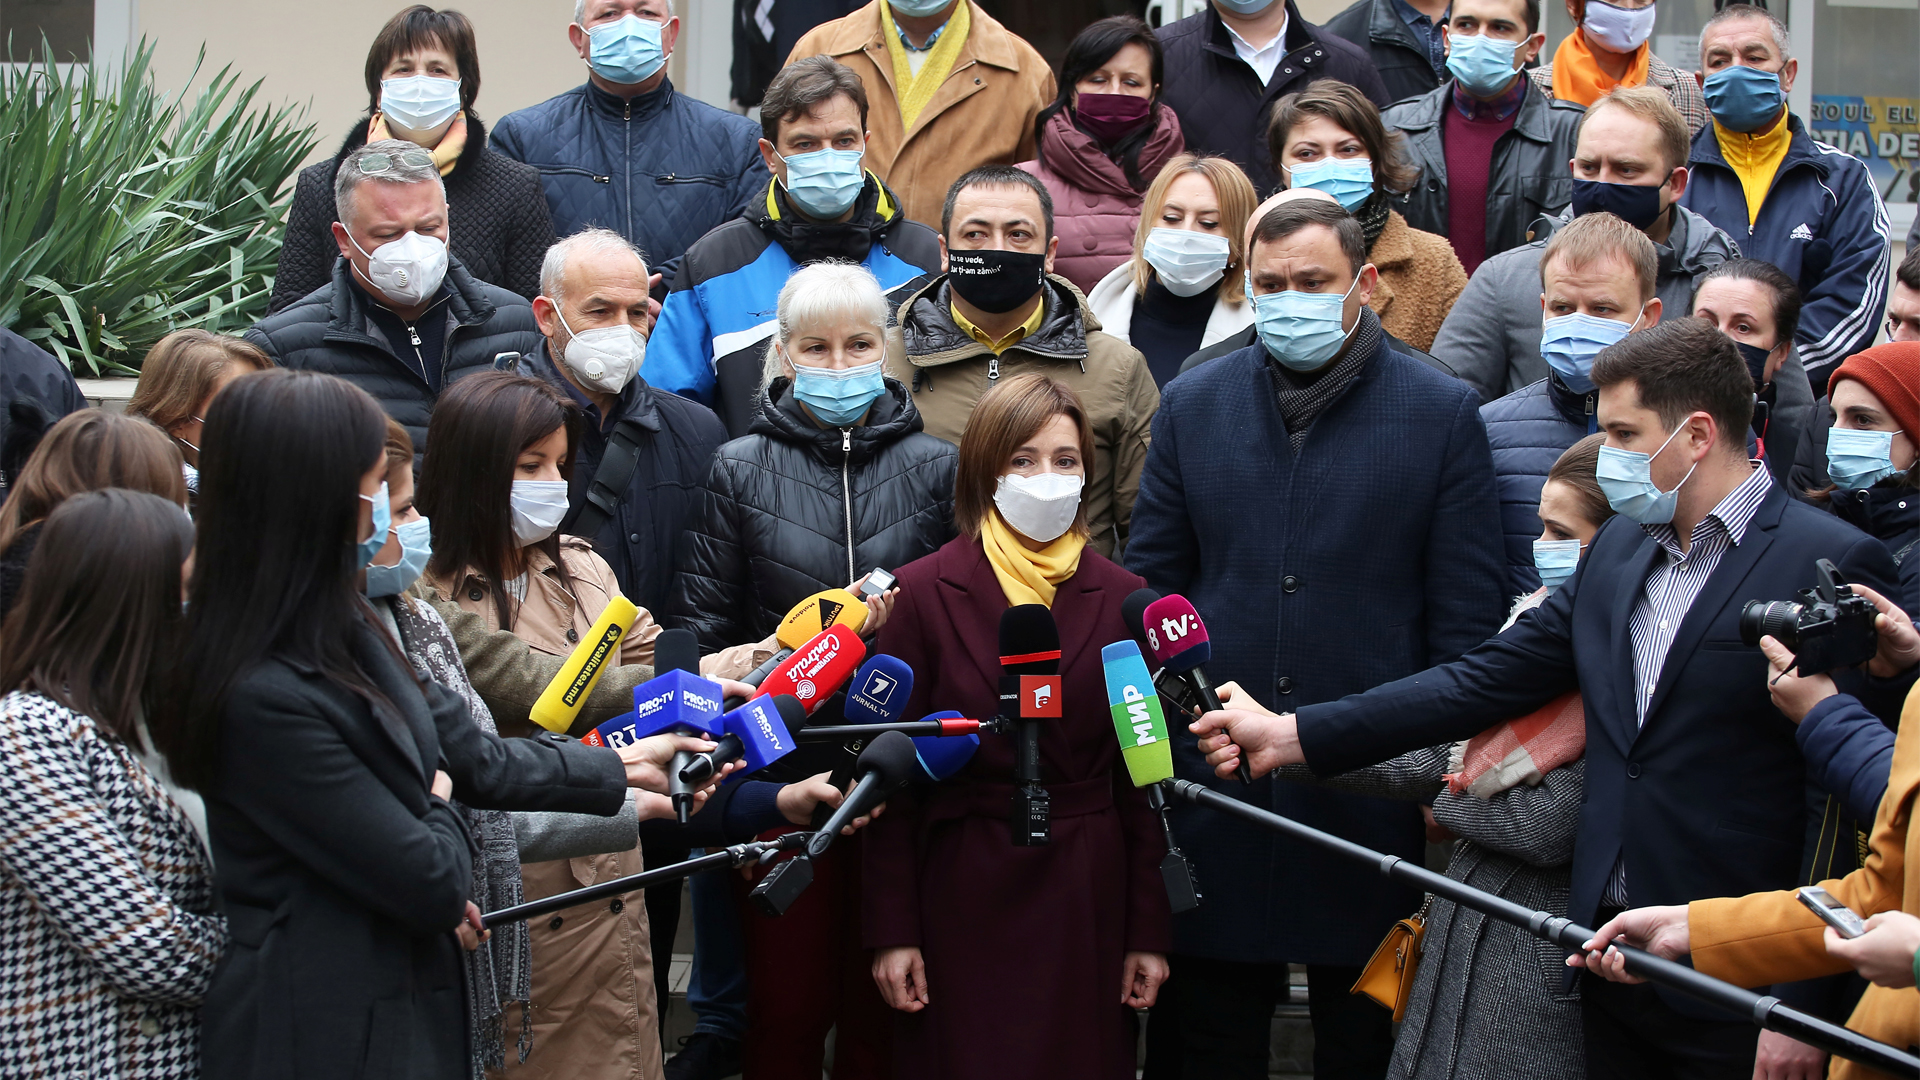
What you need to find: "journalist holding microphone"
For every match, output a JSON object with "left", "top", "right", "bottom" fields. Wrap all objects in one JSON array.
[
  {"left": 863, "top": 372, "right": 1172, "bottom": 1080},
  {"left": 148, "top": 369, "right": 718, "bottom": 1080}
]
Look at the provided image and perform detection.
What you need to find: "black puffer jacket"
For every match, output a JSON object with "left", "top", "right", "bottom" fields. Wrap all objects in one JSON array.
[
  {"left": 268, "top": 114, "right": 555, "bottom": 313},
  {"left": 244, "top": 257, "right": 542, "bottom": 454},
  {"left": 669, "top": 377, "right": 957, "bottom": 652}
]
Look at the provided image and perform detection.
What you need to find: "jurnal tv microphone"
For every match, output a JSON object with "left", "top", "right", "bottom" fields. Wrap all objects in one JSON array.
[
  {"left": 1000, "top": 605, "right": 1061, "bottom": 847},
  {"left": 1102, "top": 640, "right": 1200, "bottom": 912},
  {"left": 810, "top": 652, "right": 914, "bottom": 829}
]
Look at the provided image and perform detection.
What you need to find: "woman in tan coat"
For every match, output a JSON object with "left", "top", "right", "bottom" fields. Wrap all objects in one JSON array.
[
  {"left": 1267, "top": 80, "right": 1466, "bottom": 353},
  {"left": 1575, "top": 582, "right": 1920, "bottom": 1079}
]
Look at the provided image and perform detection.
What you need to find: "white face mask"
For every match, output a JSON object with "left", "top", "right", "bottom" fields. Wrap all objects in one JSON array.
[
  {"left": 346, "top": 228, "right": 449, "bottom": 308},
  {"left": 379, "top": 74, "right": 462, "bottom": 136},
  {"left": 509, "top": 479, "right": 571, "bottom": 546},
  {"left": 555, "top": 307, "right": 645, "bottom": 394},
  {"left": 994, "top": 472, "right": 1083, "bottom": 544}
]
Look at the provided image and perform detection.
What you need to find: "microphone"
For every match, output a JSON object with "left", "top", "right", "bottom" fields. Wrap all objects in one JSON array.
[
  {"left": 809, "top": 652, "right": 913, "bottom": 828},
  {"left": 674, "top": 694, "right": 802, "bottom": 785},
  {"left": 530, "top": 596, "right": 641, "bottom": 733},
  {"left": 749, "top": 730, "right": 920, "bottom": 917},
  {"left": 1102, "top": 640, "right": 1202, "bottom": 913},
  {"left": 680, "top": 626, "right": 867, "bottom": 785},
  {"left": 742, "top": 588, "right": 871, "bottom": 686},
  {"left": 1141, "top": 594, "right": 1252, "bottom": 786},
  {"left": 792, "top": 716, "right": 994, "bottom": 741},
  {"left": 1000, "top": 605, "right": 1061, "bottom": 847},
  {"left": 584, "top": 629, "right": 724, "bottom": 823},
  {"left": 1122, "top": 587, "right": 1202, "bottom": 719},
  {"left": 910, "top": 714, "right": 980, "bottom": 782}
]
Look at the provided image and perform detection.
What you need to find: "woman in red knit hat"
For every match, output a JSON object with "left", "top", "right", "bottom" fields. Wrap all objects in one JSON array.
[{"left": 1811, "top": 341, "right": 1920, "bottom": 614}]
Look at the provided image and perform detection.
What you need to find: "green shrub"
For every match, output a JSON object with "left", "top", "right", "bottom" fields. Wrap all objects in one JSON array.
[{"left": 0, "top": 40, "right": 316, "bottom": 374}]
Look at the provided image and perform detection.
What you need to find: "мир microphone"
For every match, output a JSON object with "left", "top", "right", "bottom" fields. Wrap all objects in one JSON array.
[{"left": 1102, "top": 640, "right": 1201, "bottom": 912}]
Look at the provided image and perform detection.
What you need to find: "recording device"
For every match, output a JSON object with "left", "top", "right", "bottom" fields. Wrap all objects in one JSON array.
[
  {"left": 584, "top": 630, "right": 722, "bottom": 823},
  {"left": 859, "top": 568, "right": 897, "bottom": 599},
  {"left": 1796, "top": 885, "right": 1868, "bottom": 939},
  {"left": 808, "top": 653, "right": 914, "bottom": 829},
  {"left": 675, "top": 695, "right": 803, "bottom": 785},
  {"left": 749, "top": 731, "right": 921, "bottom": 917},
  {"left": 1140, "top": 594, "right": 1253, "bottom": 786},
  {"left": 1739, "top": 559, "right": 1878, "bottom": 676},
  {"left": 1001, "top": 605, "right": 1062, "bottom": 847},
  {"left": 743, "top": 589, "right": 870, "bottom": 685},
  {"left": 1102, "top": 640, "right": 1201, "bottom": 913},
  {"left": 530, "top": 596, "right": 640, "bottom": 733}
]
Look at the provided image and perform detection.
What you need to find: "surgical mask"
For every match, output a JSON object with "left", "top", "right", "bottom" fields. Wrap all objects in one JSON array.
[
  {"left": 1827, "top": 427, "right": 1902, "bottom": 491},
  {"left": 1445, "top": 32, "right": 1523, "bottom": 97},
  {"left": 1286, "top": 157, "right": 1375, "bottom": 212},
  {"left": 1075, "top": 93, "right": 1154, "bottom": 144},
  {"left": 1581, "top": 0, "right": 1656, "bottom": 54},
  {"left": 1735, "top": 340, "right": 1776, "bottom": 388},
  {"left": 1533, "top": 538, "right": 1584, "bottom": 594},
  {"left": 346, "top": 229, "right": 449, "bottom": 308},
  {"left": 379, "top": 74, "right": 462, "bottom": 135},
  {"left": 1213, "top": 0, "right": 1279, "bottom": 12},
  {"left": 889, "top": 0, "right": 956, "bottom": 16},
  {"left": 1703, "top": 64, "right": 1786, "bottom": 134},
  {"left": 356, "top": 483, "right": 392, "bottom": 570},
  {"left": 556, "top": 308, "right": 645, "bottom": 394},
  {"left": 1142, "top": 228, "right": 1231, "bottom": 297},
  {"left": 1540, "top": 309, "right": 1641, "bottom": 393},
  {"left": 994, "top": 472, "right": 1083, "bottom": 543},
  {"left": 791, "top": 356, "right": 886, "bottom": 427},
  {"left": 946, "top": 249, "right": 1047, "bottom": 315},
  {"left": 510, "top": 479, "right": 571, "bottom": 546},
  {"left": 1570, "top": 179, "right": 1666, "bottom": 231},
  {"left": 367, "top": 516, "right": 433, "bottom": 598},
  {"left": 778, "top": 147, "right": 866, "bottom": 219},
  {"left": 1248, "top": 275, "right": 1360, "bottom": 373},
  {"left": 1596, "top": 424, "right": 1697, "bottom": 525},
  {"left": 586, "top": 14, "right": 666, "bottom": 85}
]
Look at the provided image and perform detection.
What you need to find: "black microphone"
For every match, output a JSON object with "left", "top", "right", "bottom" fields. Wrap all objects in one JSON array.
[
  {"left": 749, "top": 730, "right": 920, "bottom": 917},
  {"left": 1000, "top": 604, "right": 1061, "bottom": 847},
  {"left": 654, "top": 629, "right": 706, "bottom": 821}
]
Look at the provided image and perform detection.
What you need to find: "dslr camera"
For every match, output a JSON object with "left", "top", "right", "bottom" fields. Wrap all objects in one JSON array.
[{"left": 1739, "top": 559, "right": 1878, "bottom": 676}]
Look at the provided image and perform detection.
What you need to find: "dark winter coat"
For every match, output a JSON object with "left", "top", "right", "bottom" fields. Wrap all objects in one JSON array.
[
  {"left": 0, "top": 328, "right": 86, "bottom": 501},
  {"left": 520, "top": 344, "right": 727, "bottom": 615},
  {"left": 244, "top": 257, "right": 542, "bottom": 455},
  {"left": 1826, "top": 483, "right": 1920, "bottom": 618},
  {"left": 864, "top": 537, "right": 1172, "bottom": 1079},
  {"left": 1156, "top": 2, "right": 1392, "bottom": 195},
  {"left": 1126, "top": 325, "right": 1506, "bottom": 964},
  {"left": 491, "top": 78, "right": 769, "bottom": 287},
  {"left": 668, "top": 377, "right": 956, "bottom": 652},
  {"left": 1016, "top": 104, "right": 1186, "bottom": 294},
  {"left": 1323, "top": 0, "right": 1444, "bottom": 105},
  {"left": 1481, "top": 375, "right": 1591, "bottom": 595},
  {"left": 1382, "top": 81, "right": 1584, "bottom": 262},
  {"left": 268, "top": 115, "right": 556, "bottom": 314},
  {"left": 198, "top": 619, "right": 626, "bottom": 1080}
]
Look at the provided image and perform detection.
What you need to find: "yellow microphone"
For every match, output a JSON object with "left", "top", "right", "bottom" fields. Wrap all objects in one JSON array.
[
  {"left": 743, "top": 589, "right": 870, "bottom": 685},
  {"left": 531, "top": 596, "right": 641, "bottom": 733}
]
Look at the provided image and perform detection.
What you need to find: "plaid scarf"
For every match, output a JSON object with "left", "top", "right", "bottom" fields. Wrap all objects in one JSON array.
[{"left": 1265, "top": 306, "right": 1383, "bottom": 453}]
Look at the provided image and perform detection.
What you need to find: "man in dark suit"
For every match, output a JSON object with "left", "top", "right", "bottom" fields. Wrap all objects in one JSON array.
[
  {"left": 1127, "top": 198, "right": 1505, "bottom": 1079},
  {"left": 1190, "top": 316, "right": 1898, "bottom": 1079}
]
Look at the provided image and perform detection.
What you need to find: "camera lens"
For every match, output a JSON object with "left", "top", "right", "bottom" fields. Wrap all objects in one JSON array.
[{"left": 1739, "top": 600, "right": 1803, "bottom": 649}]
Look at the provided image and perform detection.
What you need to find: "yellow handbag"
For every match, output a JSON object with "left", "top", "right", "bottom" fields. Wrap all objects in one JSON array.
[{"left": 1350, "top": 897, "right": 1430, "bottom": 1023}]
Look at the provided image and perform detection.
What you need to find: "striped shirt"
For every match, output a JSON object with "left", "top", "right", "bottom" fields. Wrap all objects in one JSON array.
[{"left": 1604, "top": 461, "right": 1773, "bottom": 906}]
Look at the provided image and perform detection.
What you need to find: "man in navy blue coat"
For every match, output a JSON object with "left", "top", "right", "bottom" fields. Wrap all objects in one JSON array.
[
  {"left": 1127, "top": 198, "right": 1505, "bottom": 1079},
  {"left": 1191, "top": 317, "right": 1898, "bottom": 1079}
]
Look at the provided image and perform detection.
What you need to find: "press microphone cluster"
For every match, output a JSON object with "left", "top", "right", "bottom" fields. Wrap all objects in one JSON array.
[
  {"left": 1000, "top": 605, "right": 1062, "bottom": 847},
  {"left": 1124, "top": 588, "right": 1252, "bottom": 785}
]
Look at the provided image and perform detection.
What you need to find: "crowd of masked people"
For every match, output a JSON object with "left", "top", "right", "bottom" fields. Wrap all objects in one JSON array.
[{"left": 6, "top": 0, "right": 1920, "bottom": 1077}]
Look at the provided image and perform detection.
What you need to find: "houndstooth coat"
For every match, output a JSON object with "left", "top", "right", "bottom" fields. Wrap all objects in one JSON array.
[{"left": 0, "top": 690, "right": 227, "bottom": 1078}]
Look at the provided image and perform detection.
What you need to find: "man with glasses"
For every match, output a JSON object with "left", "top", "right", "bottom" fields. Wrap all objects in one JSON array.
[
  {"left": 245, "top": 141, "right": 543, "bottom": 456},
  {"left": 493, "top": 0, "right": 769, "bottom": 289}
]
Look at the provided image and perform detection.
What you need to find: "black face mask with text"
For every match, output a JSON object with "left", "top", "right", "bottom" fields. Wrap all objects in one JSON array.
[{"left": 946, "top": 248, "right": 1047, "bottom": 314}]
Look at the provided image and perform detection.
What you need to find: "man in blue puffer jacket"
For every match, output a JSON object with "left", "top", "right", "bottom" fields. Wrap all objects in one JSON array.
[{"left": 493, "top": 0, "right": 771, "bottom": 289}]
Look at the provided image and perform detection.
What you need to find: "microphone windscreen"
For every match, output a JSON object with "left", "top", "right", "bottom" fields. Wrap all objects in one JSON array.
[
  {"left": 856, "top": 729, "right": 922, "bottom": 787},
  {"left": 758, "top": 625, "right": 867, "bottom": 715},
  {"left": 998, "top": 604, "right": 1061, "bottom": 674},
  {"left": 843, "top": 654, "right": 915, "bottom": 726},
  {"left": 773, "top": 694, "right": 806, "bottom": 731},
  {"left": 774, "top": 588, "right": 869, "bottom": 650},
  {"left": 655, "top": 628, "right": 702, "bottom": 676},
  {"left": 910, "top": 712, "right": 979, "bottom": 782},
  {"left": 1141, "top": 594, "right": 1212, "bottom": 674},
  {"left": 720, "top": 694, "right": 796, "bottom": 773},
  {"left": 1101, "top": 641, "right": 1175, "bottom": 787},
  {"left": 624, "top": 668, "right": 727, "bottom": 739},
  {"left": 1120, "top": 587, "right": 1162, "bottom": 655}
]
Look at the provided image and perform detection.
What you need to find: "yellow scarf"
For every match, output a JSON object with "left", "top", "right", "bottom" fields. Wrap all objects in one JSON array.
[
  {"left": 1549, "top": 28, "right": 1651, "bottom": 107},
  {"left": 367, "top": 110, "right": 468, "bottom": 176},
  {"left": 1714, "top": 115, "right": 1792, "bottom": 227},
  {"left": 880, "top": 0, "right": 972, "bottom": 133},
  {"left": 980, "top": 511, "right": 1085, "bottom": 608}
]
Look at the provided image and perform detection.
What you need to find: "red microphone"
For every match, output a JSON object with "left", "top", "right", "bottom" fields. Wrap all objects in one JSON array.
[
  {"left": 1142, "top": 594, "right": 1252, "bottom": 785},
  {"left": 748, "top": 624, "right": 868, "bottom": 715}
]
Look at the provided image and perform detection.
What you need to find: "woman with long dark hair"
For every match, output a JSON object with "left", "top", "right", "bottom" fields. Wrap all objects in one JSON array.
[
  {"left": 0, "top": 489, "right": 225, "bottom": 1080},
  {"left": 151, "top": 368, "right": 712, "bottom": 1080},
  {"left": 1016, "top": 15, "right": 1185, "bottom": 294}
]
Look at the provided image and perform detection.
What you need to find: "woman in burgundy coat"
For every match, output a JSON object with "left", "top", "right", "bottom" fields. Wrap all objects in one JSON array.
[{"left": 863, "top": 373, "right": 1173, "bottom": 1079}]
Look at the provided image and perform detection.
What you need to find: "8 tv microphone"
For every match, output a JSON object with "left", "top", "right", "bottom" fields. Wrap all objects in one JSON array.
[{"left": 1134, "top": 591, "right": 1253, "bottom": 786}]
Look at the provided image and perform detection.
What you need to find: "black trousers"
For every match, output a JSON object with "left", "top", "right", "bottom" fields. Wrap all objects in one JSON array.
[
  {"left": 1582, "top": 971, "right": 1759, "bottom": 1080},
  {"left": 1144, "top": 954, "right": 1393, "bottom": 1080}
]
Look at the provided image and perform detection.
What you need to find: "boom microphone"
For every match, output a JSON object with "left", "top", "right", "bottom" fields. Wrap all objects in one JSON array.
[
  {"left": 749, "top": 731, "right": 921, "bottom": 916},
  {"left": 742, "top": 588, "right": 870, "bottom": 686},
  {"left": 676, "top": 695, "right": 802, "bottom": 785},
  {"left": 1141, "top": 594, "right": 1252, "bottom": 786},
  {"left": 1102, "top": 640, "right": 1201, "bottom": 912},
  {"left": 1001, "top": 605, "right": 1061, "bottom": 847}
]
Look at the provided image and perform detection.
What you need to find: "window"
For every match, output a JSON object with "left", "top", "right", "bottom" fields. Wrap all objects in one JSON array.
[{"left": 0, "top": 0, "right": 91, "bottom": 62}]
